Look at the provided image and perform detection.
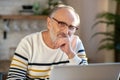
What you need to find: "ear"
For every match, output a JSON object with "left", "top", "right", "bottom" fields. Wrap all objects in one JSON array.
[{"left": 47, "top": 17, "right": 52, "bottom": 29}]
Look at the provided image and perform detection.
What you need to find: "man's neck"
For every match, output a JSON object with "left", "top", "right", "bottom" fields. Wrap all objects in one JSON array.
[{"left": 42, "top": 31, "right": 56, "bottom": 49}]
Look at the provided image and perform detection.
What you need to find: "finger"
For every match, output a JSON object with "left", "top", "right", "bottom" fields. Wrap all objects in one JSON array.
[{"left": 54, "top": 38, "right": 66, "bottom": 48}]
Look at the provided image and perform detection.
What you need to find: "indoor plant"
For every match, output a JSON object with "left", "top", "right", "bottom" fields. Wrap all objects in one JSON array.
[{"left": 92, "top": 0, "right": 120, "bottom": 62}]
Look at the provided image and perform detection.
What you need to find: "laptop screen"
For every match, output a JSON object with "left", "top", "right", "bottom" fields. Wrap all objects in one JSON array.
[{"left": 49, "top": 63, "right": 120, "bottom": 80}]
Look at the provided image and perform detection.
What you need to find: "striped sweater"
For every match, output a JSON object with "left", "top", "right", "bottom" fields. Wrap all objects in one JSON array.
[{"left": 7, "top": 31, "right": 88, "bottom": 80}]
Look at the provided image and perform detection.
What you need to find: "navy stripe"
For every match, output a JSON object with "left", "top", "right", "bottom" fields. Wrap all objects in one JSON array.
[
  {"left": 7, "top": 76, "right": 26, "bottom": 80},
  {"left": 9, "top": 67, "right": 26, "bottom": 73},
  {"left": 79, "top": 59, "right": 87, "bottom": 64},
  {"left": 77, "top": 50, "right": 85, "bottom": 53},
  {"left": 15, "top": 53, "right": 28, "bottom": 61},
  {"left": 79, "top": 59, "right": 84, "bottom": 64},
  {"left": 8, "top": 74, "right": 26, "bottom": 79},
  {"left": 9, "top": 69, "right": 26, "bottom": 74},
  {"left": 28, "top": 60, "right": 69, "bottom": 66},
  {"left": 8, "top": 68, "right": 27, "bottom": 79}
]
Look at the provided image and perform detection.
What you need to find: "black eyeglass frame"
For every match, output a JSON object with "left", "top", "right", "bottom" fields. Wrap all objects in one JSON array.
[{"left": 52, "top": 17, "right": 79, "bottom": 30}]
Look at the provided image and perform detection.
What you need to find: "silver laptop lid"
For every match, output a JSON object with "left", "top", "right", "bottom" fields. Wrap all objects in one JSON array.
[{"left": 50, "top": 63, "right": 120, "bottom": 80}]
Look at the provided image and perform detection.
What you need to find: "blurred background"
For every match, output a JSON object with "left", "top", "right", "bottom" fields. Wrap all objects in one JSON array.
[{"left": 0, "top": 0, "right": 120, "bottom": 79}]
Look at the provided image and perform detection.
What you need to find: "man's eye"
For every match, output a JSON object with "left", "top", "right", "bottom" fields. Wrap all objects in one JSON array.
[
  {"left": 58, "top": 22, "right": 67, "bottom": 26},
  {"left": 69, "top": 25, "right": 75, "bottom": 30}
]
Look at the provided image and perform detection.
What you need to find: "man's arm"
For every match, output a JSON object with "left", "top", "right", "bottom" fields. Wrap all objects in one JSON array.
[
  {"left": 7, "top": 38, "right": 30, "bottom": 79},
  {"left": 7, "top": 53, "right": 28, "bottom": 79},
  {"left": 54, "top": 35, "right": 88, "bottom": 65},
  {"left": 70, "top": 36, "right": 88, "bottom": 65}
]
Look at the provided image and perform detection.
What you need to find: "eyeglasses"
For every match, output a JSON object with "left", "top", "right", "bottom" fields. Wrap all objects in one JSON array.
[{"left": 52, "top": 17, "right": 78, "bottom": 31}]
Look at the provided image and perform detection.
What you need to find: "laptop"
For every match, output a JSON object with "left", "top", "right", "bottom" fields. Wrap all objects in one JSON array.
[{"left": 49, "top": 63, "right": 120, "bottom": 80}]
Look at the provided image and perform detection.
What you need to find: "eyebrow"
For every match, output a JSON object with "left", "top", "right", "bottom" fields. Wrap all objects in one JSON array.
[
  {"left": 52, "top": 17, "right": 73, "bottom": 27},
  {"left": 52, "top": 17, "right": 79, "bottom": 30}
]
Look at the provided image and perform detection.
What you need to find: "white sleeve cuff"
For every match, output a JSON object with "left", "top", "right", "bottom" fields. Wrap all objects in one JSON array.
[{"left": 69, "top": 54, "right": 82, "bottom": 65}]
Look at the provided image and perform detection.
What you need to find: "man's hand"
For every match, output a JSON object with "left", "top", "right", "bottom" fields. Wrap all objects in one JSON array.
[{"left": 54, "top": 35, "right": 75, "bottom": 59}]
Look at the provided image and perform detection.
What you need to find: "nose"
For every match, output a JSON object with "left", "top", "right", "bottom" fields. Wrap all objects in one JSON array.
[{"left": 62, "top": 26, "right": 70, "bottom": 35}]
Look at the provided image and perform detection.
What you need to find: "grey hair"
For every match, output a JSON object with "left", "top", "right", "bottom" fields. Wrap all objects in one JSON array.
[
  {"left": 49, "top": 4, "right": 80, "bottom": 26},
  {"left": 49, "top": 4, "right": 75, "bottom": 17}
]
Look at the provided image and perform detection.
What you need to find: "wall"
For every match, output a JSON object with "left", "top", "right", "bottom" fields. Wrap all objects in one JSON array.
[
  {"left": 0, "top": 0, "right": 48, "bottom": 15},
  {"left": 0, "top": 0, "right": 47, "bottom": 60},
  {"left": 0, "top": 20, "right": 46, "bottom": 60}
]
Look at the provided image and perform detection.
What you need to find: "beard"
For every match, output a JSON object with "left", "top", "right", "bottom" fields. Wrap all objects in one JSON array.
[
  {"left": 49, "top": 28, "right": 57, "bottom": 42},
  {"left": 49, "top": 27, "right": 73, "bottom": 43},
  {"left": 50, "top": 30, "right": 72, "bottom": 42}
]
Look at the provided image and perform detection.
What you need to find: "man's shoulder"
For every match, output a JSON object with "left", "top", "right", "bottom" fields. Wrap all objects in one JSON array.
[
  {"left": 72, "top": 35, "right": 80, "bottom": 40},
  {"left": 20, "top": 32, "right": 42, "bottom": 43},
  {"left": 25, "top": 32, "right": 41, "bottom": 39},
  {"left": 72, "top": 35, "right": 83, "bottom": 44}
]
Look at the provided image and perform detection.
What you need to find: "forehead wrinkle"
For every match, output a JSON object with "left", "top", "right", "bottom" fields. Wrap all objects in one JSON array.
[{"left": 53, "top": 8, "right": 79, "bottom": 26}]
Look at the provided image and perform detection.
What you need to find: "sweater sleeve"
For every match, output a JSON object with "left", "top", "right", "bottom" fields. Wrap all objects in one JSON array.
[
  {"left": 69, "top": 36, "right": 88, "bottom": 65},
  {"left": 7, "top": 36, "right": 31, "bottom": 79}
]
